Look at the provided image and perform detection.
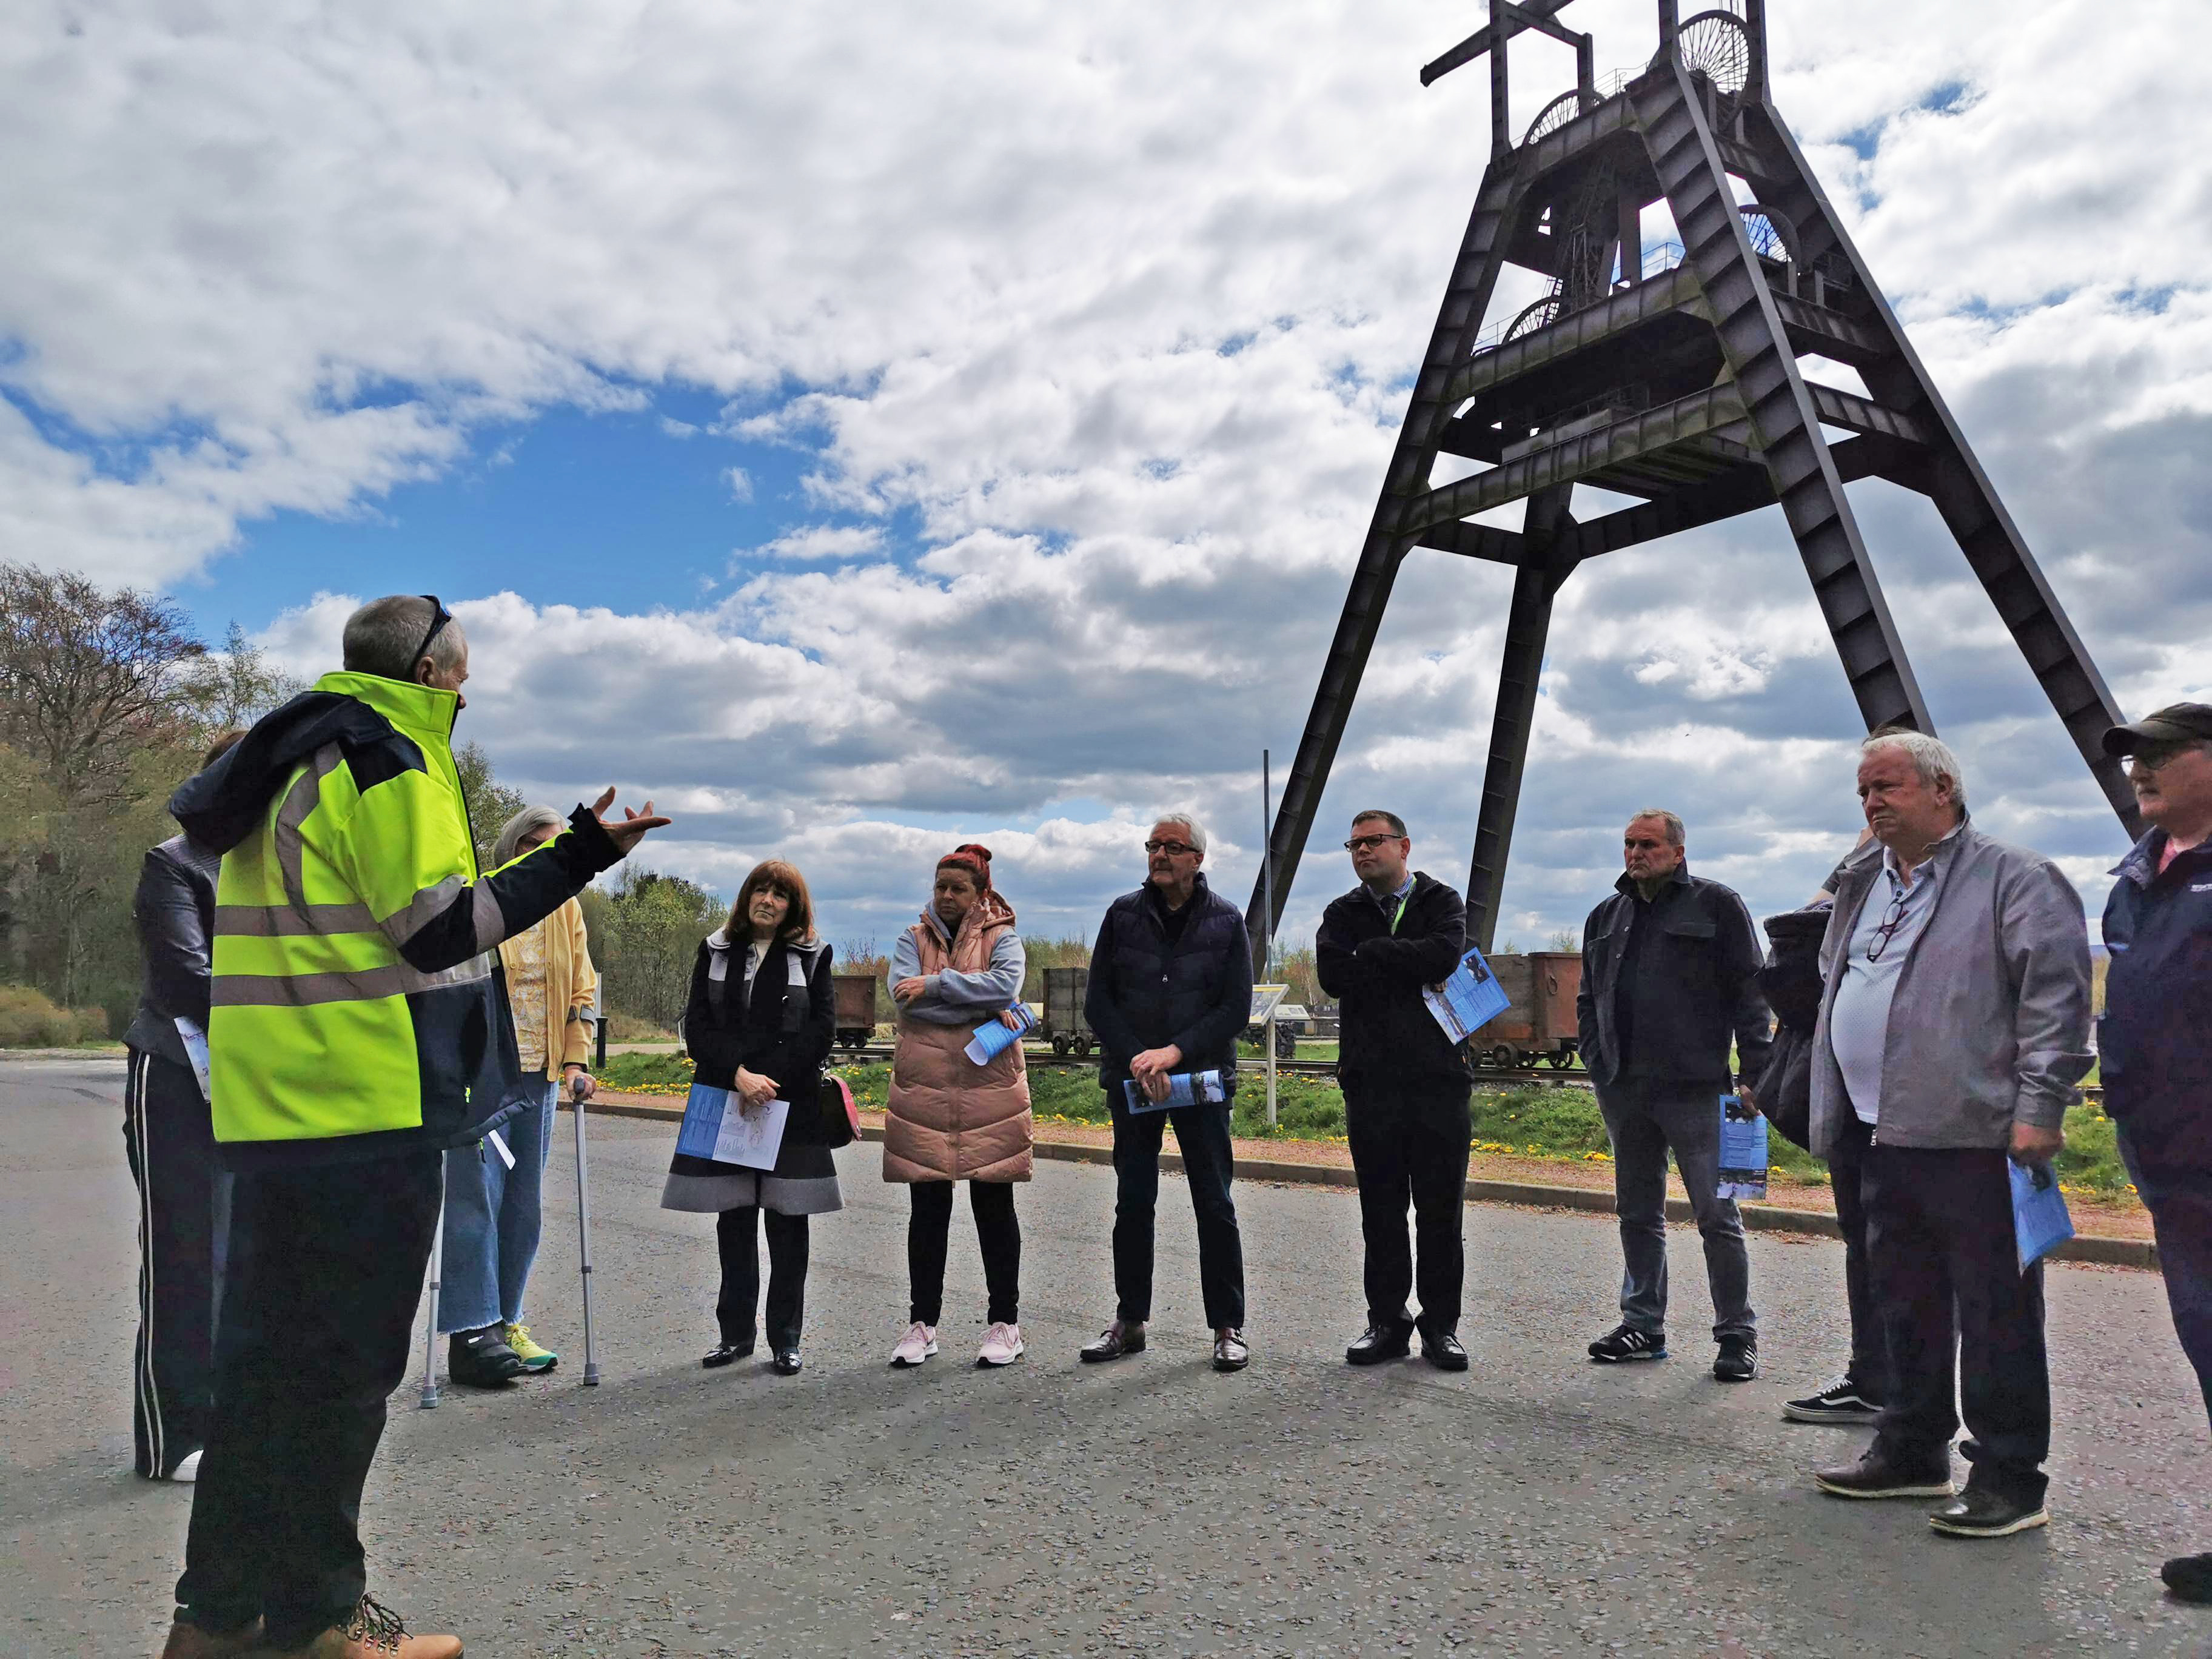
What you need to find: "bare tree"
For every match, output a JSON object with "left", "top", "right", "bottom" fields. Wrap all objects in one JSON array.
[
  {"left": 182, "top": 622, "right": 306, "bottom": 731},
  {"left": 0, "top": 564, "right": 206, "bottom": 811}
]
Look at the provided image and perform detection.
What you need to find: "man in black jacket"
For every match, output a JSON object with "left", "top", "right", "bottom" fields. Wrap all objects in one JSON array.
[
  {"left": 1317, "top": 811, "right": 1473, "bottom": 1371},
  {"left": 1081, "top": 814, "right": 1253, "bottom": 1372},
  {"left": 122, "top": 730, "right": 245, "bottom": 1484},
  {"left": 1577, "top": 809, "right": 1771, "bottom": 1381}
]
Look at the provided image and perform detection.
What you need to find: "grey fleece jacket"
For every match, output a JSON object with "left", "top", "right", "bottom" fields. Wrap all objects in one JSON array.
[
  {"left": 886, "top": 909, "right": 1027, "bottom": 1027},
  {"left": 1808, "top": 820, "right": 2093, "bottom": 1156}
]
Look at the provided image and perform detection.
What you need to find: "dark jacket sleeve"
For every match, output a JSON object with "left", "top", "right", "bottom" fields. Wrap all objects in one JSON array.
[
  {"left": 1352, "top": 883, "right": 1466, "bottom": 985},
  {"left": 683, "top": 942, "right": 744, "bottom": 1082},
  {"left": 135, "top": 845, "right": 212, "bottom": 1026},
  {"left": 1315, "top": 899, "right": 1358, "bottom": 1000},
  {"left": 1084, "top": 908, "right": 1144, "bottom": 1064},
  {"left": 1575, "top": 899, "right": 1603, "bottom": 1060},
  {"left": 1169, "top": 905, "right": 1253, "bottom": 1063},
  {"left": 1718, "top": 886, "right": 1774, "bottom": 1079},
  {"left": 396, "top": 804, "right": 625, "bottom": 975},
  {"left": 791, "top": 945, "right": 837, "bottom": 1081}
]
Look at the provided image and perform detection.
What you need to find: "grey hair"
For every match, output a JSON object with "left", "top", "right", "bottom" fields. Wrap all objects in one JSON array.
[
  {"left": 1626, "top": 808, "right": 1686, "bottom": 846},
  {"left": 1861, "top": 730, "right": 1968, "bottom": 811},
  {"left": 342, "top": 595, "right": 468, "bottom": 681},
  {"left": 1151, "top": 812, "right": 1208, "bottom": 856},
  {"left": 492, "top": 804, "right": 565, "bottom": 868}
]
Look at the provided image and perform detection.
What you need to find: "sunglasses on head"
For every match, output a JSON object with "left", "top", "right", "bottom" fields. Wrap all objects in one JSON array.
[{"left": 412, "top": 595, "right": 453, "bottom": 674}]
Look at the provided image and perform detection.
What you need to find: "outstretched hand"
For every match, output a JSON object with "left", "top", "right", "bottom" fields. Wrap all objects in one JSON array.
[{"left": 590, "top": 787, "right": 672, "bottom": 854}]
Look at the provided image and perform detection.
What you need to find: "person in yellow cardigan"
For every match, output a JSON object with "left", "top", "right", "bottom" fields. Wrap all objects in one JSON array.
[{"left": 437, "top": 805, "right": 601, "bottom": 1387}]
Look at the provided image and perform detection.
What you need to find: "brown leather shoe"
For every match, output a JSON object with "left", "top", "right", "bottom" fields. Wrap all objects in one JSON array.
[
  {"left": 1079, "top": 1320, "right": 1146, "bottom": 1362},
  {"left": 157, "top": 1619, "right": 264, "bottom": 1658},
  {"left": 265, "top": 1598, "right": 462, "bottom": 1658}
]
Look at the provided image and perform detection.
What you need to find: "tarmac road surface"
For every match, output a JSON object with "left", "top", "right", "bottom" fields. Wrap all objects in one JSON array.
[{"left": 4, "top": 1056, "right": 2209, "bottom": 1657}]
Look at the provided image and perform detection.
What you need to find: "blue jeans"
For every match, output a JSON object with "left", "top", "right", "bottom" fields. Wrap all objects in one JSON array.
[
  {"left": 437, "top": 1077, "right": 558, "bottom": 1335},
  {"left": 1595, "top": 1079, "right": 1755, "bottom": 1342}
]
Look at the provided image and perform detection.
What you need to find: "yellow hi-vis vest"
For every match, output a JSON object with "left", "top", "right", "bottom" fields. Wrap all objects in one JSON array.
[{"left": 201, "top": 672, "right": 613, "bottom": 1161}]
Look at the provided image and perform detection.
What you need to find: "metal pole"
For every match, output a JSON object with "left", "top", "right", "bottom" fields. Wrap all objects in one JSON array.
[
  {"left": 417, "top": 1170, "right": 444, "bottom": 1409},
  {"left": 1262, "top": 749, "right": 1277, "bottom": 1131},
  {"left": 571, "top": 1077, "right": 602, "bottom": 1386}
]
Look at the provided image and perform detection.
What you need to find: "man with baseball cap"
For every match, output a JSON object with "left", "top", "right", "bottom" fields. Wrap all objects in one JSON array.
[{"left": 2099, "top": 702, "right": 2212, "bottom": 1604}]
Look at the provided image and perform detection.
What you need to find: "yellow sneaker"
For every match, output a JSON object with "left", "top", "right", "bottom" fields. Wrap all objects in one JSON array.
[{"left": 502, "top": 1322, "right": 557, "bottom": 1373}]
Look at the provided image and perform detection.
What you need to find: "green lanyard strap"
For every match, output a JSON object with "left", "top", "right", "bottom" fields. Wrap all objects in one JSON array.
[{"left": 1389, "top": 893, "right": 1410, "bottom": 935}]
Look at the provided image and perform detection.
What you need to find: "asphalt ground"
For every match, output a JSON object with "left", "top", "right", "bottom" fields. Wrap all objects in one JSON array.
[{"left": 5, "top": 1055, "right": 2210, "bottom": 1658}]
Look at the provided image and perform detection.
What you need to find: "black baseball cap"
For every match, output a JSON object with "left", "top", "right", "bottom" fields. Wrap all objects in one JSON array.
[{"left": 2102, "top": 702, "right": 2212, "bottom": 758}]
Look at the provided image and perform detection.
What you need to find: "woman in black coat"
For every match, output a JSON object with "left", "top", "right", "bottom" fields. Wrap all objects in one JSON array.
[{"left": 660, "top": 859, "right": 837, "bottom": 1375}]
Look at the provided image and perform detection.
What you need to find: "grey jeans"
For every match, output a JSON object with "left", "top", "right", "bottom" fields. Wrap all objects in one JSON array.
[{"left": 1596, "top": 1079, "right": 1755, "bottom": 1343}]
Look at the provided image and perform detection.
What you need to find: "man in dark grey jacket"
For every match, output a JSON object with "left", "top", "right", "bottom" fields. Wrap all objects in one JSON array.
[
  {"left": 121, "top": 730, "right": 243, "bottom": 1483},
  {"left": 1809, "top": 732, "right": 2091, "bottom": 1540},
  {"left": 1577, "top": 809, "right": 1771, "bottom": 1381}
]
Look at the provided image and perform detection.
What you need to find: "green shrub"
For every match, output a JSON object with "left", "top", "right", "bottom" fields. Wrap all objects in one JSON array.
[{"left": 0, "top": 985, "right": 109, "bottom": 1048}]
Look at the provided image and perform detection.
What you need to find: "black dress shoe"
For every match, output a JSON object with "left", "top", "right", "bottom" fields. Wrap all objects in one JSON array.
[
  {"left": 769, "top": 1347, "right": 803, "bottom": 1376},
  {"left": 1079, "top": 1321, "right": 1146, "bottom": 1363},
  {"left": 701, "top": 1340, "right": 754, "bottom": 1370},
  {"left": 1813, "top": 1449, "right": 1954, "bottom": 1500},
  {"left": 1419, "top": 1329, "right": 1469, "bottom": 1372},
  {"left": 1929, "top": 1486, "right": 2048, "bottom": 1538},
  {"left": 1346, "top": 1320, "right": 1415, "bottom": 1366}
]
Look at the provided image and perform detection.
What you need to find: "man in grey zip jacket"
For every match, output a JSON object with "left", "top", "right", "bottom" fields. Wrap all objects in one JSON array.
[{"left": 1808, "top": 732, "right": 2092, "bottom": 1540}]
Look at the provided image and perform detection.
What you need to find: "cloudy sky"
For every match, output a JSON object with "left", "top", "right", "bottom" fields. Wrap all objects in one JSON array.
[{"left": 4, "top": 0, "right": 2205, "bottom": 953}]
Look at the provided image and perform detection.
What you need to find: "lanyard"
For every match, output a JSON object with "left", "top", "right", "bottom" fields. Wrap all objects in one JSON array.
[{"left": 1389, "top": 893, "right": 1410, "bottom": 935}]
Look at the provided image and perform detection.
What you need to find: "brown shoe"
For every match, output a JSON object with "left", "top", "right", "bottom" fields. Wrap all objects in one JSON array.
[
  {"left": 266, "top": 1598, "right": 461, "bottom": 1658},
  {"left": 157, "top": 1619, "right": 264, "bottom": 1658}
]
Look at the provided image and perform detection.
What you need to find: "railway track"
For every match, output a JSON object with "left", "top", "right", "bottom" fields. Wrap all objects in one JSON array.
[{"left": 829, "top": 1042, "right": 2111, "bottom": 1105}]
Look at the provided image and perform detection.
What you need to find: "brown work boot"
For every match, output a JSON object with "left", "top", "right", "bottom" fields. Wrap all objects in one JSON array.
[
  {"left": 156, "top": 1619, "right": 264, "bottom": 1658},
  {"left": 266, "top": 1597, "right": 462, "bottom": 1658}
]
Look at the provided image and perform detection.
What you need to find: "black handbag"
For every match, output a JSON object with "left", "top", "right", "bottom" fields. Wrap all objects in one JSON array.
[{"left": 819, "top": 1074, "right": 859, "bottom": 1149}]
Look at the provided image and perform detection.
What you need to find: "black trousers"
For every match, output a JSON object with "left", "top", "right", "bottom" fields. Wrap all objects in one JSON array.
[
  {"left": 716, "top": 1206, "right": 809, "bottom": 1349},
  {"left": 1343, "top": 1081, "right": 1472, "bottom": 1334},
  {"left": 908, "top": 1180, "right": 1021, "bottom": 1326},
  {"left": 1107, "top": 1097, "right": 1245, "bottom": 1330},
  {"left": 2118, "top": 1127, "right": 2212, "bottom": 1436},
  {"left": 1863, "top": 1143, "right": 2050, "bottom": 1504},
  {"left": 177, "top": 1148, "right": 443, "bottom": 1647},
  {"left": 124, "top": 1047, "right": 234, "bottom": 1478},
  {"left": 1827, "top": 1110, "right": 1885, "bottom": 1398}
]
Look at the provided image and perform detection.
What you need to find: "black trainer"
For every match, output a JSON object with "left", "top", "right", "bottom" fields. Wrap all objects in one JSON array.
[
  {"left": 1783, "top": 1375, "right": 1883, "bottom": 1425},
  {"left": 448, "top": 1327, "right": 525, "bottom": 1387},
  {"left": 2162, "top": 1552, "right": 2212, "bottom": 1604},
  {"left": 1929, "top": 1486, "right": 2048, "bottom": 1538},
  {"left": 1587, "top": 1323, "right": 1667, "bottom": 1363},
  {"left": 1713, "top": 1336, "right": 1757, "bottom": 1382},
  {"left": 1346, "top": 1320, "right": 1415, "bottom": 1366}
]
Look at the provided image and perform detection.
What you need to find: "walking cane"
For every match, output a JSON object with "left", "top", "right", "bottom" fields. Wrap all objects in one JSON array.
[
  {"left": 418, "top": 1170, "right": 444, "bottom": 1409},
  {"left": 571, "top": 1071, "right": 602, "bottom": 1386}
]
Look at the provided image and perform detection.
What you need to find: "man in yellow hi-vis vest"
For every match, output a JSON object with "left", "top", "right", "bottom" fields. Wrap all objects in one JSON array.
[{"left": 158, "top": 595, "right": 668, "bottom": 1659}]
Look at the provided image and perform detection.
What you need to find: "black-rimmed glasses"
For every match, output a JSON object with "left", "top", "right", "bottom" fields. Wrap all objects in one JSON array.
[
  {"left": 1144, "top": 839, "right": 1197, "bottom": 856},
  {"left": 414, "top": 594, "right": 454, "bottom": 672},
  {"left": 1344, "top": 834, "right": 1401, "bottom": 853},
  {"left": 1864, "top": 885, "right": 1913, "bottom": 962}
]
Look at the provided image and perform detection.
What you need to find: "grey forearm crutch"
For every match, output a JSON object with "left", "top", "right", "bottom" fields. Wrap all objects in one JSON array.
[
  {"left": 418, "top": 1166, "right": 444, "bottom": 1409},
  {"left": 571, "top": 1073, "right": 602, "bottom": 1385}
]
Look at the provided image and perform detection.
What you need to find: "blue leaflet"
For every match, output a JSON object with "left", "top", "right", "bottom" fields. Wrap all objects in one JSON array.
[
  {"left": 1422, "top": 945, "right": 1512, "bottom": 1045},
  {"left": 964, "top": 1002, "right": 1037, "bottom": 1065},
  {"left": 1120, "top": 1070, "right": 1227, "bottom": 1114},
  {"left": 2011, "top": 1161, "right": 2075, "bottom": 1270},
  {"left": 675, "top": 1083, "right": 731, "bottom": 1160},
  {"left": 1717, "top": 1094, "right": 1768, "bottom": 1201}
]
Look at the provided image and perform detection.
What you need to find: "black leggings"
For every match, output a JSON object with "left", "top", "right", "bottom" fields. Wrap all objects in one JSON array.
[{"left": 908, "top": 1181, "right": 1021, "bottom": 1326}]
